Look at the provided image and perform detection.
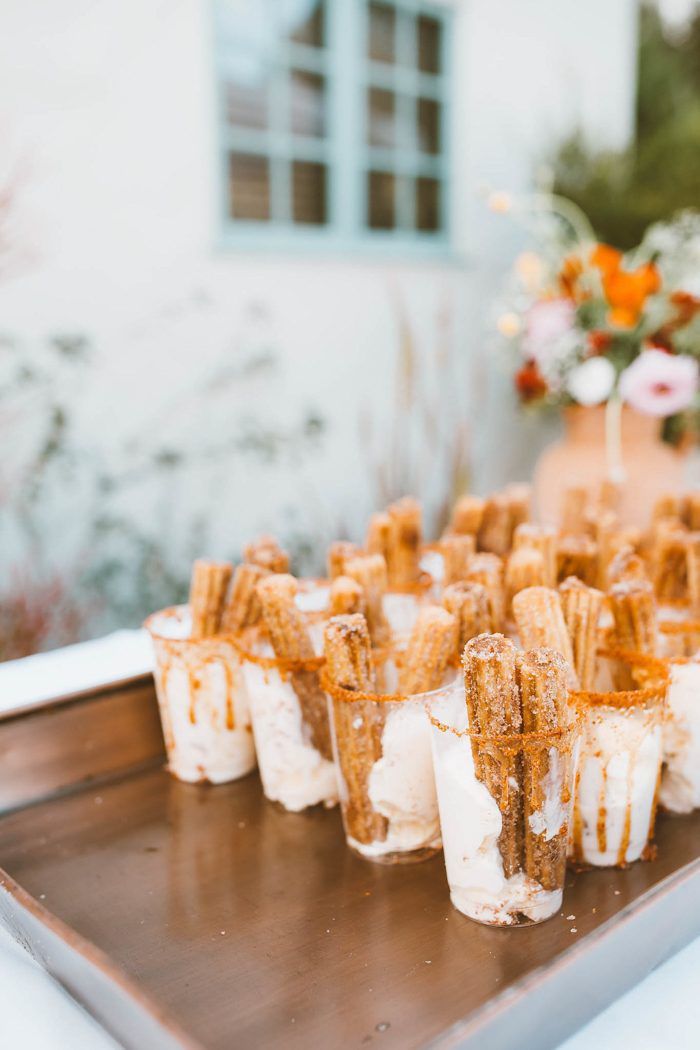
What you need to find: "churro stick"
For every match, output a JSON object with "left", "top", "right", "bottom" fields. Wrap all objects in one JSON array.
[
  {"left": 556, "top": 536, "right": 599, "bottom": 586},
  {"left": 505, "top": 548, "right": 547, "bottom": 611},
  {"left": 685, "top": 492, "right": 700, "bottom": 531},
  {"left": 443, "top": 581, "right": 491, "bottom": 655},
  {"left": 398, "top": 606, "right": 457, "bottom": 695},
  {"left": 511, "top": 587, "right": 576, "bottom": 684},
  {"left": 365, "top": 512, "right": 392, "bottom": 560},
  {"left": 327, "top": 541, "right": 360, "bottom": 580},
  {"left": 243, "top": 535, "right": 290, "bottom": 574},
  {"left": 653, "top": 526, "right": 688, "bottom": 600},
  {"left": 257, "top": 574, "right": 332, "bottom": 760},
  {"left": 220, "top": 563, "right": 267, "bottom": 633},
  {"left": 329, "top": 575, "right": 365, "bottom": 618},
  {"left": 517, "top": 647, "right": 568, "bottom": 891},
  {"left": 608, "top": 578, "right": 657, "bottom": 689},
  {"left": 463, "top": 634, "right": 523, "bottom": 877},
  {"left": 597, "top": 479, "right": 622, "bottom": 515},
  {"left": 386, "top": 497, "right": 423, "bottom": 587},
  {"left": 440, "top": 534, "right": 476, "bottom": 585},
  {"left": 344, "top": 553, "right": 391, "bottom": 647},
  {"left": 465, "top": 554, "right": 505, "bottom": 632},
  {"left": 513, "top": 523, "right": 557, "bottom": 587},
  {"left": 505, "top": 483, "right": 532, "bottom": 533},
  {"left": 652, "top": 493, "right": 682, "bottom": 524},
  {"left": 558, "top": 577, "right": 604, "bottom": 690},
  {"left": 560, "top": 485, "right": 589, "bottom": 535},
  {"left": 687, "top": 533, "right": 700, "bottom": 615},
  {"left": 477, "top": 494, "right": 512, "bottom": 556},
  {"left": 323, "top": 615, "right": 387, "bottom": 847},
  {"left": 448, "top": 495, "right": 484, "bottom": 537},
  {"left": 189, "top": 559, "right": 232, "bottom": 639},
  {"left": 607, "top": 544, "right": 648, "bottom": 587}
]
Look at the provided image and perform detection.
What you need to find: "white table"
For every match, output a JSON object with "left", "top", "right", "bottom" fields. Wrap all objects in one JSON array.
[{"left": 0, "top": 633, "right": 698, "bottom": 1049}]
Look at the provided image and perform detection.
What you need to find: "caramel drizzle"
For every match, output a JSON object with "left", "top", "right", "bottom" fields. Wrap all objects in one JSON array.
[
  {"left": 571, "top": 767, "right": 584, "bottom": 864},
  {"left": 596, "top": 770, "right": 608, "bottom": 857},
  {"left": 616, "top": 757, "right": 634, "bottom": 867}
]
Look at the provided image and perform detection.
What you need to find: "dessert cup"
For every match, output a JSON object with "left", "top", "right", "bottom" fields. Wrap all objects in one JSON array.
[
  {"left": 145, "top": 606, "right": 256, "bottom": 784},
  {"left": 325, "top": 660, "right": 455, "bottom": 864},
  {"left": 428, "top": 684, "right": 578, "bottom": 927},
  {"left": 656, "top": 618, "right": 700, "bottom": 814},
  {"left": 569, "top": 650, "right": 668, "bottom": 866},
  {"left": 237, "top": 622, "right": 338, "bottom": 813}
]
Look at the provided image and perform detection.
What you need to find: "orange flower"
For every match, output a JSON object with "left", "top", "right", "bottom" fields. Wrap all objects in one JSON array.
[
  {"left": 558, "top": 254, "right": 584, "bottom": 300},
  {"left": 590, "top": 243, "right": 622, "bottom": 276},
  {"left": 590, "top": 244, "right": 661, "bottom": 328},
  {"left": 670, "top": 290, "right": 700, "bottom": 328},
  {"left": 515, "top": 360, "right": 547, "bottom": 402}
]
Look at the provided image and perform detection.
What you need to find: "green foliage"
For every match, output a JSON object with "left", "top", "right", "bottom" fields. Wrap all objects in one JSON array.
[{"left": 552, "top": 3, "right": 700, "bottom": 250}]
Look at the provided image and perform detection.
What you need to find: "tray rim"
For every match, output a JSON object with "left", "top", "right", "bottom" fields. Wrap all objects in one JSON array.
[{"left": 0, "top": 866, "right": 198, "bottom": 1050}]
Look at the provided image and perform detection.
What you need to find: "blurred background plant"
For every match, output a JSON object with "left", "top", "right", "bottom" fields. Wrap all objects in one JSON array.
[{"left": 552, "top": 1, "right": 700, "bottom": 249}]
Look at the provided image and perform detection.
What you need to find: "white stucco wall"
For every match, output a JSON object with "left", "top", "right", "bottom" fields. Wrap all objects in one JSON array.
[{"left": 0, "top": 0, "right": 638, "bottom": 633}]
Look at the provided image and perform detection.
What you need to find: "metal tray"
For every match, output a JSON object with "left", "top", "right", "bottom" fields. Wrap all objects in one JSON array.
[{"left": 0, "top": 677, "right": 698, "bottom": 1050}]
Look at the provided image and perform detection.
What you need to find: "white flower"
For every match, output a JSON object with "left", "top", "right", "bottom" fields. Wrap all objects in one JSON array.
[
  {"left": 566, "top": 356, "right": 615, "bottom": 407},
  {"left": 619, "top": 349, "right": 698, "bottom": 417}
]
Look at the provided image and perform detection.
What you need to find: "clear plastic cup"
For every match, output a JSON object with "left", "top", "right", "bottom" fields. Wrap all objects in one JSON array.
[
  {"left": 654, "top": 617, "right": 700, "bottom": 814},
  {"left": 325, "top": 663, "right": 454, "bottom": 864},
  {"left": 569, "top": 649, "right": 668, "bottom": 866},
  {"left": 145, "top": 606, "right": 256, "bottom": 784},
  {"left": 237, "top": 623, "right": 338, "bottom": 813},
  {"left": 428, "top": 685, "right": 578, "bottom": 926}
]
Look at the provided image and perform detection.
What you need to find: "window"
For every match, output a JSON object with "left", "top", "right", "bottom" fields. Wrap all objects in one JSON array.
[{"left": 213, "top": 0, "right": 452, "bottom": 251}]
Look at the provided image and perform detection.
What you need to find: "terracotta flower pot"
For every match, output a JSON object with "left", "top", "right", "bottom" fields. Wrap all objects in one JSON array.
[{"left": 533, "top": 406, "right": 686, "bottom": 527}]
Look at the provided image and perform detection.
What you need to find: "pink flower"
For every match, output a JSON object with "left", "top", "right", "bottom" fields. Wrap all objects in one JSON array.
[
  {"left": 619, "top": 349, "right": 698, "bottom": 417},
  {"left": 522, "top": 299, "right": 575, "bottom": 368}
]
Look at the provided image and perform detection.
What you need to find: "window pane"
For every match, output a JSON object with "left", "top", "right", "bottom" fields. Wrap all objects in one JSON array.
[
  {"left": 290, "top": 70, "right": 326, "bottom": 137},
  {"left": 368, "top": 171, "right": 395, "bottom": 229},
  {"left": 417, "top": 14, "right": 442, "bottom": 74},
  {"left": 417, "top": 97, "right": 441, "bottom": 154},
  {"left": 368, "top": 2, "right": 395, "bottom": 63},
  {"left": 290, "top": 0, "right": 325, "bottom": 47},
  {"left": 292, "top": 161, "right": 327, "bottom": 224},
  {"left": 225, "top": 80, "right": 268, "bottom": 130},
  {"left": 367, "top": 88, "right": 395, "bottom": 148},
  {"left": 229, "top": 153, "right": 270, "bottom": 221},
  {"left": 416, "top": 176, "right": 441, "bottom": 231}
]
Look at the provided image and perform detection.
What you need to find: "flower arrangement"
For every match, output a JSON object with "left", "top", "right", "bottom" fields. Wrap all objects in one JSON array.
[{"left": 496, "top": 205, "right": 700, "bottom": 442}]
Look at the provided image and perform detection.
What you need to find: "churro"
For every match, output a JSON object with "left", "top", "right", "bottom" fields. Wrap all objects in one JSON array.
[
  {"left": 513, "top": 523, "right": 556, "bottom": 587},
  {"left": 517, "top": 647, "right": 569, "bottom": 890},
  {"left": 555, "top": 535, "right": 599, "bottom": 586},
  {"left": 511, "top": 586, "right": 575, "bottom": 676},
  {"left": 329, "top": 575, "right": 366, "bottom": 617},
  {"left": 465, "top": 553, "right": 505, "bottom": 632},
  {"left": 189, "top": 559, "right": 232, "bottom": 639},
  {"left": 243, "top": 535, "right": 289, "bottom": 574},
  {"left": 463, "top": 634, "right": 523, "bottom": 876},
  {"left": 344, "top": 553, "right": 391, "bottom": 646},
  {"left": 477, "top": 493, "right": 512, "bottom": 556},
  {"left": 386, "top": 497, "right": 423, "bottom": 588},
  {"left": 505, "top": 548, "right": 547, "bottom": 610},
  {"left": 398, "top": 606, "right": 457, "bottom": 695},
  {"left": 323, "top": 615, "right": 387, "bottom": 847},
  {"left": 257, "top": 574, "right": 332, "bottom": 760},
  {"left": 220, "top": 563, "right": 267, "bottom": 634},
  {"left": 327, "top": 541, "right": 360, "bottom": 580},
  {"left": 558, "top": 577, "right": 604, "bottom": 690},
  {"left": 440, "top": 534, "right": 476, "bottom": 585},
  {"left": 442, "top": 581, "right": 491, "bottom": 655},
  {"left": 448, "top": 494, "right": 485, "bottom": 537}
]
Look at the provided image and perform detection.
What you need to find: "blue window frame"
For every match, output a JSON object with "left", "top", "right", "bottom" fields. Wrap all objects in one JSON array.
[{"left": 213, "top": 0, "right": 452, "bottom": 253}]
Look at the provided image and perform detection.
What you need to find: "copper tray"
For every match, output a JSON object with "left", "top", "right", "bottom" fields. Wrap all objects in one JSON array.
[{"left": 0, "top": 677, "right": 699, "bottom": 1050}]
